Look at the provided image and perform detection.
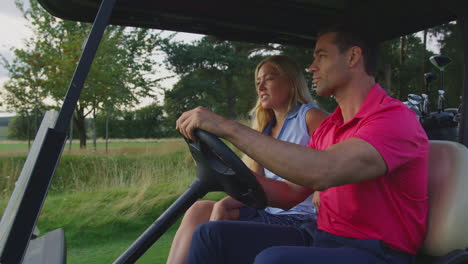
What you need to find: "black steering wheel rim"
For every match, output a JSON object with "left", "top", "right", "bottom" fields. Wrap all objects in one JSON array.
[{"left": 185, "top": 129, "right": 267, "bottom": 209}]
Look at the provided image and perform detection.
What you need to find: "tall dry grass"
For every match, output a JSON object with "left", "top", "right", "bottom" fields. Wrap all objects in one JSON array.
[
  {"left": 0, "top": 138, "right": 228, "bottom": 264},
  {"left": 0, "top": 139, "right": 196, "bottom": 198}
]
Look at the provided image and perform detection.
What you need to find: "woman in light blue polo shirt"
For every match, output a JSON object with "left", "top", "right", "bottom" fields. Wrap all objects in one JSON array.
[{"left": 167, "top": 55, "right": 328, "bottom": 264}]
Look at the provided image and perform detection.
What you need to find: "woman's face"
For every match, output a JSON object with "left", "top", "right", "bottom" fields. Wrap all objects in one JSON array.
[{"left": 256, "top": 63, "right": 291, "bottom": 110}]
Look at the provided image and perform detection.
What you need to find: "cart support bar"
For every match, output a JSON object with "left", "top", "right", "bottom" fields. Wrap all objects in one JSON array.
[
  {"left": 458, "top": 14, "right": 468, "bottom": 147},
  {"left": 113, "top": 180, "right": 208, "bottom": 264},
  {"left": 54, "top": 0, "right": 117, "bottom": 133}
]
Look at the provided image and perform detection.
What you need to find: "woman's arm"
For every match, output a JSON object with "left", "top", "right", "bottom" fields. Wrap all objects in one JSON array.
[
  {"left": 246, "top": 158, "right": 265, "bottom": 176},
  {"left": 312, "top": 191, "right": 320, "bottom": 210},
  {"left": 209, "top": 196, "right": 245, "bottom": 221},
  {"left": 255, "top": 174, "right": 313, "bottom": 210},
  {"left": 306, "top": 108, "right": 329, "bottom": 136}
]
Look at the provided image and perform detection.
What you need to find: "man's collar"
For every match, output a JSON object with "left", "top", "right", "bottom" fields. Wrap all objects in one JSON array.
[
  {"left": 329, "top": 83, "right": 385, "bottom": 126},
  {"left": 354, "top": 83, "right": 386, "bottom": 119}
]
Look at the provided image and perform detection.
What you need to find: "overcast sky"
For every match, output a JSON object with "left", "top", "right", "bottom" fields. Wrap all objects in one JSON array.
[
  {"left": 0, "top": 0, "right": 206, "bottom": 115},
  {"left": 0, "top": 0, "right": 31, "bottom": 114},
  {"left": 0, "top": 0, "right": 31, "bottom": 83}
]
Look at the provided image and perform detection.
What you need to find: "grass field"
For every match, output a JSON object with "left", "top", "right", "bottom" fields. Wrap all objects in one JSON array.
[
  {"left": 0, "top": 139, "right": 185, "bottom": 155},
  {"left": 0, "top": 138, "right": 226, "bottom": 263},
  {"left": 37, "top": 188, "right": 224, "bottom": 263}
]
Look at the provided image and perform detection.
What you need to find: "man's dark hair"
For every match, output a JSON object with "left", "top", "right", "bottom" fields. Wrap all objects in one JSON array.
[{"left": 318, "top": 24, "right": 379, "bottom": 77}]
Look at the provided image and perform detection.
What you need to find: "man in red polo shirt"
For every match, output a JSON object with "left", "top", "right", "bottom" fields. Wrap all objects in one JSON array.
[{"left": 176, "top": 25, "right": 428, "bottom": 264}]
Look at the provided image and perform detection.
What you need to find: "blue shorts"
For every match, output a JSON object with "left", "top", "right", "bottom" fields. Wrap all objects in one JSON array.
[
  {"left": 188, "top": 220, "right": 415, "bottom": 264},
  {"left": 239, "top": 206, "right": 315, "bottom": 227}
]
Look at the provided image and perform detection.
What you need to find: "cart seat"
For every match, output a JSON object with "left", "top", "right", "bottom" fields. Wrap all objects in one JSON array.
[{"left": 422, "top": 140, "right": 468, "bottom": 256}]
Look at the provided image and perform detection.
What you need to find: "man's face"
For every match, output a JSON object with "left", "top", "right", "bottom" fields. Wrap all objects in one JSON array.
[{"left": 308, "top": 32, "right": 350, "bottom": 97}]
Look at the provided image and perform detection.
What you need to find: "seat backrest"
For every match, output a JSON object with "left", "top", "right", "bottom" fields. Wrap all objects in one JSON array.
[{"left": 423, "top": 140, "right": 468, "bottom": 256}]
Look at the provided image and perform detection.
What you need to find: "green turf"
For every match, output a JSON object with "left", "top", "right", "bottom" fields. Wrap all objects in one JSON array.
[
  {"left": 0, "top": 140, "right": 172, "bottom": 153},
  {"left": 33, "top": 190, "right": 224, "bottom": 264},
  {"left": 0, "top": 142, "right": 29, "bottom": 152},
  {"left": 0, "top": 139, "right": 227, "bottom": 263}
]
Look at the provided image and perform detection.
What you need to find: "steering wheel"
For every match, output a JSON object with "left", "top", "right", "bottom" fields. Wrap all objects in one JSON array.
[
  {"left": 114, "top": 129, "right": 268, "bottom": 263},
  {"left": 185, "top": 129, "right": 267, "bottom": 209}
]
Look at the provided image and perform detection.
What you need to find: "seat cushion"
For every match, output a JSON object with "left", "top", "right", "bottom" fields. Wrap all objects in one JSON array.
[{"left": 423, "top": 140, "right": 468, "bottom": 256}]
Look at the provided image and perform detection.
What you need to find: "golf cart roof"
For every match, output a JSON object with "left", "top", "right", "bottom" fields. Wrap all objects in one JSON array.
[{"left": 37, "top": 0, "right": 467, "bottom": 46}]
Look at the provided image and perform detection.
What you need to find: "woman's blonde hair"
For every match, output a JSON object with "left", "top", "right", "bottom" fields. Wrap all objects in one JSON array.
[
  {"left": 251, "top": 55, "right": 313, "bottom": 132},
  {"left": 244, "top": 55, "right": 314, "bottom": 170}
]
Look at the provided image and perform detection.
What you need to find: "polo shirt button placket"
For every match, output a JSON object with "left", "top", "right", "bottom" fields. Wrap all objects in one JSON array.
[
  {"left": 333, "top": 133, "right": 341, "bottom": 144},
  {"left": 334, "top": 127, "right": 343, "bottom": 144}
]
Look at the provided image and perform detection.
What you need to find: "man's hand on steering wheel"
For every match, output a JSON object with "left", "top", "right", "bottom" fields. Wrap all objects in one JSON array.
[
  {"left": 176, "top": 106, "right": 230, "bottom": 141},
  {"left": 183, "top": 128, "right": 267, "bottom": 209}
]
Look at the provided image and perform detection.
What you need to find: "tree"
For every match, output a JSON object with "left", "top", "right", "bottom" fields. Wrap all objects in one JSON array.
[
  {"left": 162, "top": 36, "right": 268, "bottom": 119},
  {"left": 95, "top": 103, "right": 167, "bottom": 139},
  {"left": 1, "top": 38, "right": 50, "bottom": 146},
  {"left": 7, "top": 112, "right": 44, "bottom": 141},
  {"left": 431, "top": 22, "right": 464, "bottom": 109},
  {"left": 1, "top": 0, "right": 164, "bottom": 148},
  {"left": 378, "top": 34, "right": 433, "bottom": 101},
  {"left": 163, "top": 70, "right": 223, "bottom": 126},
  {"left": 133, "top": 104, "right": 166, "bottom": 138},
  {"left": 422, "top": 30, "right": 429, "bottom": 93}
]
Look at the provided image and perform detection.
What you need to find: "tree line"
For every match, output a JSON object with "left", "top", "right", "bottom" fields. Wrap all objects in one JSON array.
[{"left": 1, "top": 0, "right": 464, "bottom": 147}]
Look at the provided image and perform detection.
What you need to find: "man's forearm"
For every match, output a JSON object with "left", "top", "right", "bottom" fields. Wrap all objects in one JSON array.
[{"left": 222, "top": 120, "right": 330, "bottom": 191}]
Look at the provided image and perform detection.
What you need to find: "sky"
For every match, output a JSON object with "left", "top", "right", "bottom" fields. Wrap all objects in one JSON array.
[
  {"left": 0, "top": 0, "right": 204, "bottom": 116},
  {"left": 0, "top": 0, "right": 31, "bottom": 116},
  {"left": 0, "top": 0, "right": 31, "bottom": 91}
]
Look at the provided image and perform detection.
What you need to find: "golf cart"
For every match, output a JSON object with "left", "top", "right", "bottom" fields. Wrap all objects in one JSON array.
[{"left": 1, "top": 0, "right": 468, "bottom": 263}]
